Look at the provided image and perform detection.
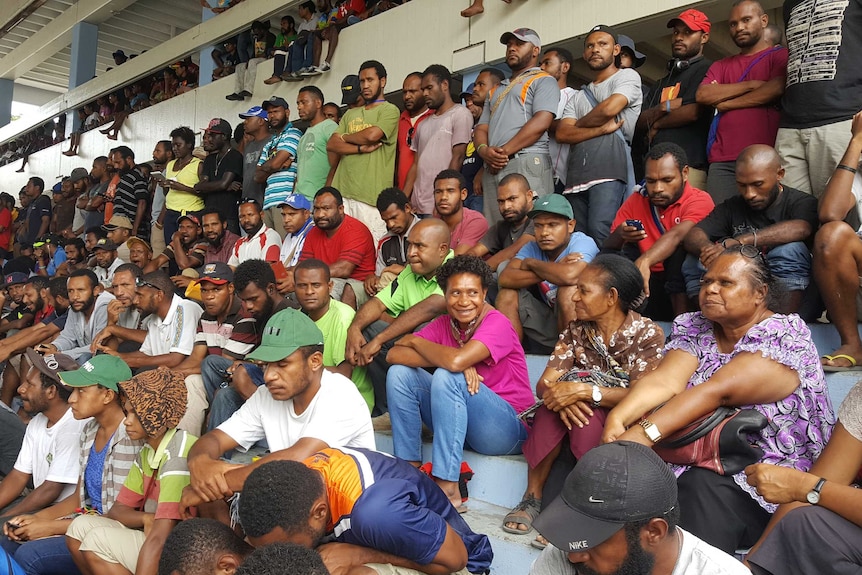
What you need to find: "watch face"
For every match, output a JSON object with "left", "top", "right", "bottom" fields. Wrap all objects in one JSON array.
[{"left": 806, "top": 491, "right": 820, "bottom": 505}]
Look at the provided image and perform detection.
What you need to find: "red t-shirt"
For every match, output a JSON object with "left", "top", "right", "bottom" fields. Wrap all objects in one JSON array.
[
  {"left": 396, "top": 108, "right": 433, "bottom": 189},
  {"left": 612, "top": 183, "right": 715, "bottom": 272},
  {"left": 0, "top": 208, "right": 11, "bottom": 253},
  {"left": 299, "top": 214, "right": 376, "bottom": 280},
  {"left": 702, "top": 46, "right": 788, "bottom": 163}
]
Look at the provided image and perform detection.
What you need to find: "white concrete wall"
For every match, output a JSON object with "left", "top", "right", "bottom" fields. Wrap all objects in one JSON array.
[{"left": 0, "top": 0, "right": 710, "bottom": 195}]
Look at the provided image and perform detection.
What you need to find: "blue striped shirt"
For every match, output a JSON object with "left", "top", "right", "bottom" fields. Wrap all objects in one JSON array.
[{"left": 259, "top": 122, "right": 302, "bottom": 210}]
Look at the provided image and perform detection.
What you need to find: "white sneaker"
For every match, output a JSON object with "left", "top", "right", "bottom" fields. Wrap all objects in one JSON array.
[
  {"left": 299, "top": 67, "right": 316, "bottom": 76},
  {"left": 315, "top": 61, "right": 331, "bottom": 73}
]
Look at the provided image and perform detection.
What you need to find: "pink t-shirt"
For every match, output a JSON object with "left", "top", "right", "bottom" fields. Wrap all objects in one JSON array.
[
  {"left": 447, "top": 208, "right": 489, "bottom": 251},
  {"left": 415, "top": 310, "right": 535, "bottom": 413},
  {"left": 702, "top": 46, "right": 787, "bottom": 163}
]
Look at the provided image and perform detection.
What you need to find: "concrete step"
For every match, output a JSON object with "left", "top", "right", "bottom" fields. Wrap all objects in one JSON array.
[{"left": 455, "top": 499, "right": 542, "bottom": 574}]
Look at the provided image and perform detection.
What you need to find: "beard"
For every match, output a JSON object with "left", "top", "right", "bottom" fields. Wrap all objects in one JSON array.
[{"left": 573, "top": 528, "right": 656, "bottom": 575}]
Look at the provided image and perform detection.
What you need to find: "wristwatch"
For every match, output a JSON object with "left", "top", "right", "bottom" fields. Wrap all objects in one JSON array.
[
  {"left": 639, "top": 419, "right": 662, "bottom": 443},
  {"left": 591, "top": 385, "right": 603, "bottom": 407},
  {"left": 806, "top": 478, "right": 826, "bottom": 505}
]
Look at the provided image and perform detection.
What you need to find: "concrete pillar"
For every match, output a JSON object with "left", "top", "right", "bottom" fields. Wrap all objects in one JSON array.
[
  {"left": 198, "top": 4, "right": 217, "bottom": 88},
  {"left": 67, "top": 21, "right": 98, "bottom": 131},
  {"left": 0, "top": 79, "right": 12, "bottom": 128}
]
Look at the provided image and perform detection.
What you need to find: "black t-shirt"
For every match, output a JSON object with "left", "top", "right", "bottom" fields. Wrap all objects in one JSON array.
[
  {"left": 695, "top": 185, "right": 819, "bottom": 244},
  {"left": 113, "top": 168, "right": 149, "bottom": 232},
  {"left": 201, "top": 148, "right": 243, "bottom": 222},
  {"left": 647, "top": 57, "right": 713, "bottom": 169},
  {"left": 782, "top": 0, "right": 862, "bottom": 128},
  {"left": 461, "top": 139, "right": 483, "bottom": 196},
  {"left": 241, "top": 138, "right": 269, "bottom": 205},
  {"left": 26, "top": 195, "right": 52, "bottom": 243}
]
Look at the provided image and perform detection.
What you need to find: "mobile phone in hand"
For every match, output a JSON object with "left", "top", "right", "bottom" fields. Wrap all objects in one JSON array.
[{"left": 625, "top": 219, "right": 645, "bottom": 232}]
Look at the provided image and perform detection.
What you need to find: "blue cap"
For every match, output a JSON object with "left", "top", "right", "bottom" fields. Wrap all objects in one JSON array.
[
  {"left": 3, "top": 272, "right": 29, "bottom": 286},
  {"left": 279, "top": 194, "right": 311, "bottom": 210},
  {"left": 460, "top": 82, "right": 476, "bottom": 101},
  {"left": 239, "top": 106, "right": 268, "bottom": 120}
]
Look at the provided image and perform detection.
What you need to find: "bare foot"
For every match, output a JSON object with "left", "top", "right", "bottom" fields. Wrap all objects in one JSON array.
[
  {"left": 106, "top": 133, "right": 118, "bottom": 141},
  {"left": 434, "top": 477, "right": 465, "bottom": 510},
  {"left": 62, "top": 150, "right": 77, "bottom": 156},
  {"left": 99, "top": 127, "right": 111, "bottom": 134},
  {"left": 460, "top": 0, "right": 483, "bottom": 17}
]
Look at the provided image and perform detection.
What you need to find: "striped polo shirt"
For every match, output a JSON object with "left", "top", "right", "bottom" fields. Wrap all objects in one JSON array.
[{"left": 259, "top": 122, "right": 302, "bottom": 210}]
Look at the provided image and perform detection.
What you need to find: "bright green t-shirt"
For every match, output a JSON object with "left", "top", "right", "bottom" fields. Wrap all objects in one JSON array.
[
  {"left": 374, "top": 250, "right": 453, "bottom": 316},
  {"left": 296, "top": 118, "right": 338, "bottom": 201},
  {"left": 315, "top": 299, "right": 373, "bottom": 412},
  {"left": 331, "top": 102, "right": 400, "bottom": 205}
]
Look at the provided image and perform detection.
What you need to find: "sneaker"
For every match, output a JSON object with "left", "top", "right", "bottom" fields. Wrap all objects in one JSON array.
[
  {"left": 315, "top": 61, "right": 331, "bottom": 73},
  {"left": 283, "top": 72, "right": 303, "bottom": 82},
  {"left": 371, "top": 412, "right": 391, "bottom": 431},
  {"left": 225, "top": 93, "right": 243, "bottom": 101},
  {"left": 299, "top": 67, "right": 316, "bottom": 76}
]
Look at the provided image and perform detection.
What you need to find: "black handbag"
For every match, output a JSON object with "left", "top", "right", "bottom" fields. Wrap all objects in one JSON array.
[{"left": 653, "top": 407, "right": 769, "bottom": 475}]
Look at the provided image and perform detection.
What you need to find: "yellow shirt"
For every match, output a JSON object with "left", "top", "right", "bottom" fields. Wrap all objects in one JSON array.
[{"left": 165, "top": 157, "right": 203, "bottom": 212}]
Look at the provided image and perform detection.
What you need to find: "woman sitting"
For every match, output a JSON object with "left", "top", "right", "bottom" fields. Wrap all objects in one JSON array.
[
  {"left": 503, "top": 254, "right": 665, "bottom": 546},
  {"left": 605, "top": 245, "right": 835, "bottom": 554},
  {"left": 386, "top": 255, "right": 535, "bottom": 510},
  {"left": 745, "top": 378, "right": 862, "bottom": 575}
]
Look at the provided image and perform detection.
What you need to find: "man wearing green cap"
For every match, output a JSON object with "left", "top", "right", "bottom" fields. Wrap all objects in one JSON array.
[
  {"left": 497, "top": 194, "right": 599, "bottom": 352},
  {"left": 184, "top": 308, "right": 374, "bottom": 510}
]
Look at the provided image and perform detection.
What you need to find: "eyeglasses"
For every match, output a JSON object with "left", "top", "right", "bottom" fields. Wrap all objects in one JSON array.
[
  {"left": 406, "top": 126, "right": 415, "bottom": 147},
  {"left": 135, "top": 277, "right": 163, "bottom": 291},
  {"left": 719, "top": 240, "right": 763, "bottom": 260},
  {"left": 237, "top": 197, "right": 260, "bottom": 206}
]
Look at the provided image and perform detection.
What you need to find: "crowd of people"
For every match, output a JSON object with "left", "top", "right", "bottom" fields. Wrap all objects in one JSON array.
[{"left": 0, "top": 0, "right": 861, "bottom": 574}]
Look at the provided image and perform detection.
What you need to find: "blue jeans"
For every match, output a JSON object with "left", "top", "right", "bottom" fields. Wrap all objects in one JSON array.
[
  {"left": 682, "top": 241, "right": 812, "bottom": 298},
  {"left": 201, "top": 355, "right": 264, "bottom": 432},
  {"left": 386, "top": 365, "right": 527, "bottom": 481},
  {"left": 0, "top": 535, "right": 81, "bottom": 575},
  {"left": 566, "top": 179, "right": 627, "bottom": 247},
  {"left": 289, "top": 38, "right": 313, "bottom": 72}
]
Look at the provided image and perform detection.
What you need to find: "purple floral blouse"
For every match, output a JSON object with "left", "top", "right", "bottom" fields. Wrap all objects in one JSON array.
[{"left": 665, "top": 312, "right": 836, "bottom": 512}]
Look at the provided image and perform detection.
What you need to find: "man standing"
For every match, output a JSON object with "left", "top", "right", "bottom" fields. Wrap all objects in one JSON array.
[
  {"left": 228, "top": 199, "right": 282, "bottom": 268},
  {"left": 327, "top": 60, "right": 400, "bottom": 242},
  {"left": 466, "top": 173, "right": 536, "bottom": 273},
  {"left": 461, "top": 68, "right": 504, "bottom": 211},
  {"left": 107, "top": 146, "right": 148, "bottom": 238},
  {"left": 557, "top": 25, "right": 643, "bottom": 247},
  {"left": 433, "top": 170, "right": 489, "bottom": 254},
  {"left": 682, "top": 145, "right": 817, "bottom": 313},
  {"left": 195, "top": 119, "right": 243, "bottom": 235},
  {"left": 294, "top": 258, "right": 373, "bottom": 412},
  {"left": 696, "top": 0, "right": 787, "bottom": 203},
  {"left": 255, "top": 97, "right": 302, "bottom": 237},
  {"left": 396, "top": 72, "right": 433, "bottom": 191},
  {"left": 540, "top": 47, "right": 577, "bottom": 193},
  {"left": 200, "top": 208, "right": 240, "bottom": 265},
  {"left": 149, "top": 142, "right": 173, "bottom": 256},
  {"left": 24, "top": 177, "right": 51, "bottom": 246},
  {"left": 636, "top": 9, "right": 713, "bottom": 190},
  {"left": 403, "top": 65, "right": 474, "bottom": 217},
  {"left": 239, "top": 106, "right": 271, "bottom": 207},
  {"left": 474, "top": 28, "right": 559, "bottom": 225},
  {"left": 776, "top": 0, "right": 862, "bottom": 197},
  {"left": 605, "top": 143, "right": 714, "bottom": 319},
  {"left": 295, "top": 86, "right": 338, "bottom": 202}
]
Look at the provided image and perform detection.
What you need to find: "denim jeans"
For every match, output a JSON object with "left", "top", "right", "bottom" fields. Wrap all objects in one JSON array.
[
  {"left": 0, "top": 535, "right": 81, "bottom": 575},
  {"left": 566, "top": 179, "right": 627, "bottom": 247},
  {"left": 386, "top": 365, "right": 527, "bottom": 481},
  {"left": 289, "top": 38, "right": 313, "bottom": 72},
  {"left": 682, "top": 241, "right": 812, "bottom": 298},
  {"left": 201, "top": 355, "right": 265, "bottom": 432}
]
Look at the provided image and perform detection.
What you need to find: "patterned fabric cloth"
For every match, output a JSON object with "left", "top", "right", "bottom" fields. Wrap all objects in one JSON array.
[
  {"left": 78, "top": 420, "right": 143, "bottom": 512},
  {"left": 119, "top": 367, "right": 188, "bottom": 437},
  {"left": 665, "top": 312, "right": 836, "bottom": 512},
  {"left": 545, "top": 311, "right": 665, "bottom": 382}
]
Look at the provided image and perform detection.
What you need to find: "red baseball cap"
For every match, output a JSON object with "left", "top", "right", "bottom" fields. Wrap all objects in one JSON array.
[{"left": 668, "top": 9, "right": 711, "bottom": 33}]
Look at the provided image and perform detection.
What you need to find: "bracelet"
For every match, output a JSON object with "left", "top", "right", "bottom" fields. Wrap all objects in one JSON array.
[
  {"left": 339, "top": 133, "right": 346, "bottom": 141},
  {"left": 357, "top": 145, "right": 362, "bottom": 154},
  {"left": 476, "top": 143, "right": 488, "bottom": 152},
  {"left": 837, "top": 163, "right": 858, "bottom": 174},
  {"left": 665, "top": 100, "right": 671, "bottom": 113}
]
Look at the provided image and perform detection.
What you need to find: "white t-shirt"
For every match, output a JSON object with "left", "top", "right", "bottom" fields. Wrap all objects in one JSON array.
[
  {"left": 14, "top": 408, "right": 90, "bottom": 503},
  {"left": 529, "top": 529, "right": 750, "bottom": 575},
  {"left": 849, "top": 172, "right": 862, "bottom": 232},
  {"left": 139, "top": 294, "right": 203, "bottom": 356},
  {"left": 550, "top": 86, "right": 577, "bottom": 184},
  {"left": 218, "top": 369, "right": 375, "bottom": 452}
]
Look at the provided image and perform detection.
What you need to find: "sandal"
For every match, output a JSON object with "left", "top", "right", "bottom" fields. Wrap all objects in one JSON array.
[
  {"left": 502, "top": 494, "right": 541, "bottom": 534},
  {"left": 531, "top": 534, "right": 548, "bottom": 550}
]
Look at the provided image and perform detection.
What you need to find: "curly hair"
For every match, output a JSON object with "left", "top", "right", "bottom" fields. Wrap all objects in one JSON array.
[
  {"left": 235, "top": 543, "right": 329, "bottom": 575},
  {"left": 234, "top": 259, "right": 276, "bottom": 292},
  {"left": 239, "top": 460, "right": 324, "bottom": 540},
  {"left": 158, "top": 518, "right": 251, "bottom": 575},
  {"left": 436, "top": 254, "right": 494, "bottom": 292}
]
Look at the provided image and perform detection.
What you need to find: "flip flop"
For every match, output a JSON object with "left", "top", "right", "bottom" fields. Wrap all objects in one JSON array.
[
  {"left": 821, "top": 354, "right": 862, "bottom": 372},
  {"left": 502, "top": 495, "right": 541, "bottom": 535},
  {"left": 531, "top": 535, "right": 548, "bottom": 550}
]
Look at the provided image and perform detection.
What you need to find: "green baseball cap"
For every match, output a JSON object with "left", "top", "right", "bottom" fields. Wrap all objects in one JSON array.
[
  {"left": 245, "top": 308, "right": 325, "bottom": 363},
  {"left": 58, "top": 354, "right": 133, "bottom": 392},
  {"left": 528, "top": 194, "right": 574, "bottom": 220}
]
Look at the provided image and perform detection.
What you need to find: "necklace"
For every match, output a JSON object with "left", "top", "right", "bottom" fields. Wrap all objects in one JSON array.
[{"left": 449, "top": 314, "right": 480, "bottom": 346}]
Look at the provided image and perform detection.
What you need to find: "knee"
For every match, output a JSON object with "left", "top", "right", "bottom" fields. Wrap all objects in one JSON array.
[
  {"left": 495, "top": 288, "right": 517, "bottom": 309},
  {"left": 814, "top": 221, "right": 857, "bottom": 259},
  {"left": 430, "top": 368, "right": 465, "bottom": 394},
  {"left": 385, "top": 364, "right": 415, "bottom": 393}
]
